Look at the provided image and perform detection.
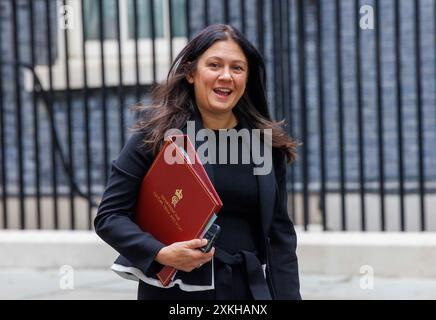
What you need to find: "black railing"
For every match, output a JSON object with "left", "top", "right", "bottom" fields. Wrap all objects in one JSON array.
[{"left": 0, "top": 0, "right": 435, "bottom": 232}]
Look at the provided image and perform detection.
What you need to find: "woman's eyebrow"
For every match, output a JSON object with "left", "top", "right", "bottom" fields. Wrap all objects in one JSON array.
[{"left": 206, "top": 56, "right": 247, "bottom": 65}]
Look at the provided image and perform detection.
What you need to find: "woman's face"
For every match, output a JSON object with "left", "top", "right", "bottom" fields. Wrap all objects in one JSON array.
[{"left": 187, "top": 39, "right": 248, "bottom": 117}]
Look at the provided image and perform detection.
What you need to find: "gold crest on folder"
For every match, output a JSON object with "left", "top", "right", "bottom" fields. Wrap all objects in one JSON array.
[{"left": 171, "top": 189, "right": 183, "bottom": 207}]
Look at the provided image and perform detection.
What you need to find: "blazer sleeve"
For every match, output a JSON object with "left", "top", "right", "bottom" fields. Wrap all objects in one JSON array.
[
  {"left": 94, "top": 132, "right": 166, "bottom": 275},
  {"left": 268, "top": 150, "right": 301, "bottom": 300}
]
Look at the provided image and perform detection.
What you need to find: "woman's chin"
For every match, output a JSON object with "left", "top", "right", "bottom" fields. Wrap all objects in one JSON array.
[
  {"left": 210, "top": 101, "right": 237, "bottom": 112},
  {"left": 211, "top": 106, "right": 235, "bottom": 114}
]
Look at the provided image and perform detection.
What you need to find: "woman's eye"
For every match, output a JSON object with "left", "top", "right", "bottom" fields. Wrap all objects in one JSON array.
[
  {"left": 209, "top": 63, "right": 219, "bottom": 68},
  {"left": 233, "top": 66, "right": 243, "bottom": 71}
]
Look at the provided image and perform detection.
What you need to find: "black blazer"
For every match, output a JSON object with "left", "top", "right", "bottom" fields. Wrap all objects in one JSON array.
[{"left": 94, "top": 110, "right": 301, "bottom": 300}]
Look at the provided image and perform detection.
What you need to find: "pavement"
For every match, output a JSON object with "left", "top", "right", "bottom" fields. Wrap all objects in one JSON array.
[{"left": 2, "top": 268, "right": 436, "bottom": 300}]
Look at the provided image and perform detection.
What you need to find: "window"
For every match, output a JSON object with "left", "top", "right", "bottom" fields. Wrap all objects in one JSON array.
[
  {"left": 27, "top": 0, "right": 188, "bottom": 91},
  {"left": 127, "top": 0, "right": 164, "bottom": 39},
  {"left": 82, "top": 0, "right": 186, "bottom": 40},
  {"left": 83, "top": 0, "right": 118, "bottom": 40}
]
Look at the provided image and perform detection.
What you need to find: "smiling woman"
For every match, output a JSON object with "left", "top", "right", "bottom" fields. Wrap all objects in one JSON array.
[
  {"left": 94, "top": 24, "right": 301, "bottom": 300},
  {"left": 186, "top": 40, "right": 248, "bottom": 130}
]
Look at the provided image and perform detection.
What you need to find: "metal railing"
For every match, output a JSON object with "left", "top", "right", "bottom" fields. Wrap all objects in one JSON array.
[{"left": 0, "top": 0, "right": 435, "bottom": 232}]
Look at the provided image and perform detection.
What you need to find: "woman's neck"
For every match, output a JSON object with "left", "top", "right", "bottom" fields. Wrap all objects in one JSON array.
[{"left": 200, "top": 111, "right": 238, "bottom": 130}]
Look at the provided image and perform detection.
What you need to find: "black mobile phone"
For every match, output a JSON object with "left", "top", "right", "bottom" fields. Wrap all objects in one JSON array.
[{"left": 200, "top": 224, "right": 221, "bottom": 253}]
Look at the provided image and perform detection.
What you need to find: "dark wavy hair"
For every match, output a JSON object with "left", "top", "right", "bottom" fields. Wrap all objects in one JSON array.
[{"left": 131, "top": 24, "right": 297, "bottom": 163}]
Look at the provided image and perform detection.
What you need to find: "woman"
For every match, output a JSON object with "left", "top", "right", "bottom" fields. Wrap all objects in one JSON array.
[{"left": 94, "top": 24, "right": 301, "bottom": 300}]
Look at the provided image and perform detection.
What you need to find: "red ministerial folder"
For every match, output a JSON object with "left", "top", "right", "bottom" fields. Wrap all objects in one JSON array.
[{"left": 134, "top": 134, "right": 222, "bottom": 286}]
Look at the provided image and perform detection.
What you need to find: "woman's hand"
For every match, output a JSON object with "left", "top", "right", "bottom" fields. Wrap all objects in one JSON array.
[{"left": 155, "top": 238, "right": 215, "bottom": 272}]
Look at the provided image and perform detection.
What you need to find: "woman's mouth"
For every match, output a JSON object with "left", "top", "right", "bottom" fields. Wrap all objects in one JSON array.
[{"left": 213, "top": 88, "right": 233, "bottom": 97}]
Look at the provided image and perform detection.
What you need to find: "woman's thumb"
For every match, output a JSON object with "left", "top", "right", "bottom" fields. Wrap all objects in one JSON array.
[{"left": 186, "top": 238, "right": 207, "bottom": 248}]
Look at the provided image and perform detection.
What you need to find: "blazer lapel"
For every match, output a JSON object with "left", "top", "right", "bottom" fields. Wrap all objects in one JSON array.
[
  {"left": 256, "top": 165, "right": 276, "bottom": 235},
  {"left": 238, "top": 116, "right": 276, "bottom": 235}
]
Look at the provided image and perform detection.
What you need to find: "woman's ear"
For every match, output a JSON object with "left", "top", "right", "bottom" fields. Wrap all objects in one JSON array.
[
  {"left": 186, "top": 74, "right": 194, "bottom": 84},
  {"left": 185, "top": 61, "right": 194, "bottom": 83}
]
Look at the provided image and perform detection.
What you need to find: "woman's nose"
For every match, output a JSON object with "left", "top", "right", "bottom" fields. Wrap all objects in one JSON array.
[
  {"left": 219, "top": 72, "right": 232, "bottom": 81},
  {"left": 218, "top": 70, "right": 232, "bottom": 81}
]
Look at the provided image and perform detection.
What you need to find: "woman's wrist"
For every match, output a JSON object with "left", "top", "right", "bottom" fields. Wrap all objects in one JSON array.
[{"left": 155, "top": 246, "right": 169, "bottom": 265}]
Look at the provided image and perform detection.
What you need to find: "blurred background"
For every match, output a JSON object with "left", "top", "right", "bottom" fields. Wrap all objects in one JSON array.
[{"left": 1, "top": 0, "right": 436, "bottom": 299}]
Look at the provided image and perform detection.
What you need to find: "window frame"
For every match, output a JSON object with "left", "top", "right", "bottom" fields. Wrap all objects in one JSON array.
[{"left": 26, "top": 0, "right": 188, "bottom": 91}]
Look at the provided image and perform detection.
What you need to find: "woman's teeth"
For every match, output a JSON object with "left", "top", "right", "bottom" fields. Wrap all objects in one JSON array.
[{"left": 214, "top": 89, "right": 232, "bottom": 96}]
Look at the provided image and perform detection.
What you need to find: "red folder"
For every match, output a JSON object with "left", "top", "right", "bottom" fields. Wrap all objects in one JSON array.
[{"left": 134, "top": 134, "right": 222, "bottom": 286}]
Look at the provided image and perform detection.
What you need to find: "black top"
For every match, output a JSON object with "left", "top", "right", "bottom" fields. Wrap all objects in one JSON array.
[{"left": 211, "top": 123, "right": 262, "bottom": 255}]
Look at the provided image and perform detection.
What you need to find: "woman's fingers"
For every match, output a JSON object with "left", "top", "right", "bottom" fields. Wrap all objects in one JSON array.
[
  {"left": 181, "top": 241, "right": 215, "bottom": 272},
  {"left": 184, "top": 238, "right": 208, "bottom": 249},
  {"left": 156, "top": 239, "right": 215, "bottom": 272},
  {"left": 201, "top": 247, "right": 215, "bottom": 260},
  {"left": 196, "top": 247, "right": 215, "bottom": 266}
]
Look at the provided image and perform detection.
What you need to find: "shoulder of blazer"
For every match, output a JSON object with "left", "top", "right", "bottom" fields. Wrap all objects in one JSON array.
[
  {"left": 112, "top": 131, "right": 157, "bottom": 180},
  {"left": 129, "top": 130, "right": 157, "bottom": 162}
]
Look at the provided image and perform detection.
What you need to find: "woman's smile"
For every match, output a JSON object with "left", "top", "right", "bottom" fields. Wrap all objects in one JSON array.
[{"left": 213, "top": 87, "right": 233, "bottom": 99}]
